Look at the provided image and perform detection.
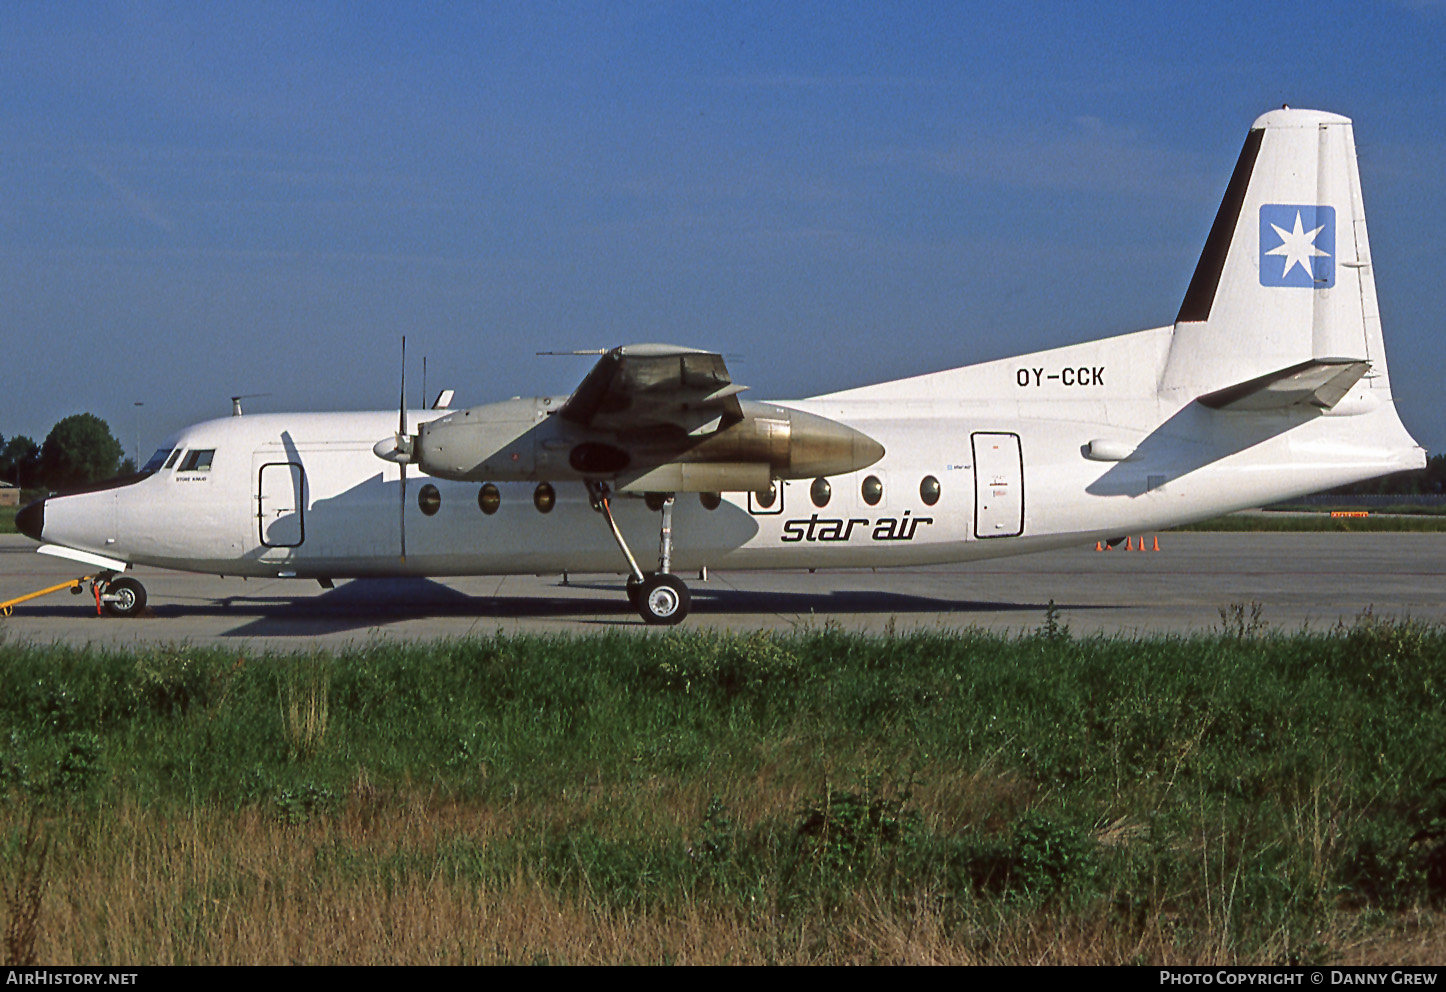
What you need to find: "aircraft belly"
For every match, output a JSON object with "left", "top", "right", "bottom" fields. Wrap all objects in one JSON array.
[{"left": 239, "top": 467, "right": 988, "bottom": 576}]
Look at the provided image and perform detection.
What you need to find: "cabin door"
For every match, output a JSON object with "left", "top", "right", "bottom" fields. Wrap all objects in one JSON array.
[
  {"left": 257, "top": 461, "right": 306, "bottom": 548},
  {"left": 971, "top": 432, "right": 1024, "bottom": 538}
]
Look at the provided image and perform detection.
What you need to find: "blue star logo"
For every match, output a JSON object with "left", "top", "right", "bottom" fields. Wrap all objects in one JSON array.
[{"left": 1260, "top": 205, "right": 1335, "bottom": 288}]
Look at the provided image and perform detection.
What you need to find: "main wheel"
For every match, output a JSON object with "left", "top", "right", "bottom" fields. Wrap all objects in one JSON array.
[
  {"left": 636, "top": 573, "right": 690, "bottom": 625},
  {"left": 102, "top": 576, "right": 147, "bottom": 618}
]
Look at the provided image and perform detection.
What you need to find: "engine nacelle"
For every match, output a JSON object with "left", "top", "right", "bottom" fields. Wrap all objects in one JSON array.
[{"left": 411, "top": 398, "right": 883, "bottom": 489}]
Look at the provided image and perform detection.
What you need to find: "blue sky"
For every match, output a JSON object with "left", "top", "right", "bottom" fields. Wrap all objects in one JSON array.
[{"left": 2, "top": 1, "right": 1442, "bottom": 458}]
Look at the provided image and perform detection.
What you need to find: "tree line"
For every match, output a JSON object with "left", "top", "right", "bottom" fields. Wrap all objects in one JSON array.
[
  {"left": 1, "top": 414, "right": 131, "bottom": 493},
  {"left": 1329, "top": 453, "right": 1446, "bottom": 496}
]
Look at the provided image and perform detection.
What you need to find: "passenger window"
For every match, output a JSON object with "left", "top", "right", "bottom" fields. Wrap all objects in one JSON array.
[
  {"left": 748, "top": 481, "right": 783, "bottom": 515},
  {"left": 810, "top": 477, "right": 831, "bottom": 508},
  {"left": 179, "top": 449, "right": 215, "bottom": 472}
]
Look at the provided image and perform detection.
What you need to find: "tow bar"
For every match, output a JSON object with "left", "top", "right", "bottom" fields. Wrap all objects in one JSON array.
[{"left": 0, "top": 575, "right": 99, "bottom": 617}]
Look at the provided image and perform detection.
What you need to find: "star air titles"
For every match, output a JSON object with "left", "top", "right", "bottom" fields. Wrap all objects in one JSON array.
[{"left": 780, "top": 510, "right": 933, "bottom": 543}]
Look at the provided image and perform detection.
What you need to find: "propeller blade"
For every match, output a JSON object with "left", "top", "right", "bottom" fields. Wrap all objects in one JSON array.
[{"left": 399, "top": 336, "right": 407, "bottom": 561}]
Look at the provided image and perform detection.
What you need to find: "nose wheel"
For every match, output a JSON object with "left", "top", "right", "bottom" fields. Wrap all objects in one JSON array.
[
  {"left": 590, "top": 482, "right": 692, "bottom": 625},
  {"left": 97, "top": 574, "right": 147, "bottom": 618}
]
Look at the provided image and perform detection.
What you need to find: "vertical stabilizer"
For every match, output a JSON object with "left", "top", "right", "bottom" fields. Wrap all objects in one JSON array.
[{"left": 1161, "top": 108, "right": 1389, "bottom": 398}]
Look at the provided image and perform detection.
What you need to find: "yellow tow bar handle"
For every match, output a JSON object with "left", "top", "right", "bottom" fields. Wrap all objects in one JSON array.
[{"left": 0, "top": 575, "right": 98, "bottom": 617}]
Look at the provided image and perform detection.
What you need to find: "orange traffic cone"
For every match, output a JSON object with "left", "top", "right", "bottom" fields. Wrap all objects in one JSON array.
[
  {"left": 1152, "top": 535, "right": 1160, "bottom": 551},
  {"left": 1125, "top": 536, "right": 1134, "bottom": 551}
]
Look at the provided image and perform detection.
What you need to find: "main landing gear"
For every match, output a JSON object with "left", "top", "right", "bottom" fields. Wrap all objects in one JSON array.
[{"left": 588, "top": 482, "right": 691, "bottom": 625}]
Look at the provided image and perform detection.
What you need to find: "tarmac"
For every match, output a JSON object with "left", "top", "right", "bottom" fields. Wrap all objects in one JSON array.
[{"left": 1, "top": 532, "right": 1442, "bottom": 648}]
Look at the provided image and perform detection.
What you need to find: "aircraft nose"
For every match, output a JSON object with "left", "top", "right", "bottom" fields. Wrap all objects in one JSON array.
[{"left": 14, "top": 498, "right": 44, "bottom": 541}]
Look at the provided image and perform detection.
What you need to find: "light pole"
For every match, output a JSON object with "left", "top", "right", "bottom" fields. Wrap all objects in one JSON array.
[{"left": 133, "top": 401, "right": 143, "bottom": 469}]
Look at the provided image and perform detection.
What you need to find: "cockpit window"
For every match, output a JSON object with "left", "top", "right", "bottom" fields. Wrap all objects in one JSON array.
[
  {"left": 178, "top": 449, "right": 215, "bottom": 472},
  {"left": 141, "top": 448, "right": 174, "bottom": 472},
  {"left": 163, "top": 449, "right": 183, "bottom": 470}
]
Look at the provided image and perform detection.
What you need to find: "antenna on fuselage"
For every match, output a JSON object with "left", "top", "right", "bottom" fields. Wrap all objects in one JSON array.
[{"left": 230, "top": 393, "right": 270, "bottom": 417}]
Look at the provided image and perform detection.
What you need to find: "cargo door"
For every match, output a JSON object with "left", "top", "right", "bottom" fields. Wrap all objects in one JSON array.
[{"left": 971, "top": 432, "right": 1023, "bottom": 538}]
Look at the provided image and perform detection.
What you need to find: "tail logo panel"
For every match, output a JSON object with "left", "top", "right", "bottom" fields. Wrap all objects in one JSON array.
[{"left": 1260, "top": 205, "right": 1335, "bottom": 288}]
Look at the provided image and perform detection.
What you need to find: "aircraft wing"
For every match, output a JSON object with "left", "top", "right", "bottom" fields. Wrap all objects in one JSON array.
[{"left": 558, "top": 344, "right": 746, "bottom": 435}]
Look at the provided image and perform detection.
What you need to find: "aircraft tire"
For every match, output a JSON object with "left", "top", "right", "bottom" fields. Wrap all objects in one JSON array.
[
  {"left": 637, "top": 573, "right": 689, "bottom": 625},
  {"left": 102, "top": 576, "right": 147, "bottom": 618},
  {"left": 626, "top": 575, "right": 644, "bottom": 609}
]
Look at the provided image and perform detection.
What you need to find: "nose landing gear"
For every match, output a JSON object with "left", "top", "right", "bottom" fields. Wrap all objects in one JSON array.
[
  {"left": 588, "top": 482, "right": 692, "bottom": 625},
  {"left": 0, "top": 572, "right": 147, "bottom": 617},
  {"left": 98, "top": 575, "right": 148, "bottom": 618}
]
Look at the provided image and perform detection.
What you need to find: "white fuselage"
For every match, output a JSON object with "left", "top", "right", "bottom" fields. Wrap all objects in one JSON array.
[{"left": 36, "top": 326, "right": 1424, "bottom": 582}]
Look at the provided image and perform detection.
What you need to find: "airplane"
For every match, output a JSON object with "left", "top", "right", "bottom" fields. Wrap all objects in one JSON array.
[{"left": 12, "top": 107, "right": 1426, "bottom": 625}]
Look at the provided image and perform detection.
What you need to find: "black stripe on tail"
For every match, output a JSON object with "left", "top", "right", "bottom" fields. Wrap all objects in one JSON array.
[{"left": 1176, "top": 127, "right": 1264, "bottom": 324}]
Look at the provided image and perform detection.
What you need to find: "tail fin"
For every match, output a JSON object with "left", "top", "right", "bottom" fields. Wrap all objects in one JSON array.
[{"left": 1161, "top": 108, "right": 1391, "bottom": 403}]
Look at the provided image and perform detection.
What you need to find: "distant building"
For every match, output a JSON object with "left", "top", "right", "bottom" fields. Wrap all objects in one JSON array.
[{"left": 0, "top": 481, "right": 18, "bottom": 508}]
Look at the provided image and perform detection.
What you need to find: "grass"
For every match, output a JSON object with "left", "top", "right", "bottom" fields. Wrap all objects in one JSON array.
[
  {"left": 0, "top": 508, "right": 14, "bottom": 535},
  {"left": 2, "top": 618, "right": 1445, "bottom": 964}
]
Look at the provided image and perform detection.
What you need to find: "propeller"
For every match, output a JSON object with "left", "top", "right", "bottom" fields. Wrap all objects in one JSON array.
[
  {"left": 399, "top": 337, "right": 407, "bottom": 560},
  {"left": 370, "top": 337, "right": 415, "bottom": 561},
  {"left": 398, "top": 337, "right": 408, "bottom": 561}
]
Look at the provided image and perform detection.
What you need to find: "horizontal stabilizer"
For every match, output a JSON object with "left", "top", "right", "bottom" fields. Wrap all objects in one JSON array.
[{"left": 1197, "top": 358, "right": 1370, "bottom": 411}]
